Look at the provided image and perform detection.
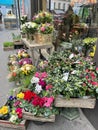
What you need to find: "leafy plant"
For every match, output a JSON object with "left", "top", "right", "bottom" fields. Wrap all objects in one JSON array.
[
  {"left": 12, "top": 33, "right": 21, "bottom": 42},
  {"left": 3, "top": 42, "right": 14, "bottom": 47}
]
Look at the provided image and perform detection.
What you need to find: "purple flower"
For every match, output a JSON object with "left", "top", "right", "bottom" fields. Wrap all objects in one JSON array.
[{"left": 39, "top": 79, "right": 46, "bottom": 87}]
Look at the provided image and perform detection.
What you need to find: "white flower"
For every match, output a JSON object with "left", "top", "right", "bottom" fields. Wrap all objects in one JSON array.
[
  {"left": 26, "top": 66, "right": 31, "bottom": 71},
  {"left": 35, "top": 84, "right": 42, "bottom": 93},
  {"left": 9, "top": 115, "right": 18, "bottom": 123},
  {"left": 31, "top": 76, "right": 39, "bottom": 84}
]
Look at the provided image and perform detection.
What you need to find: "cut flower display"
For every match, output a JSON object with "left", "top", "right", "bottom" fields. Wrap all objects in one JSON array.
[{"left": 32, "top": 11, "right": 53, "bottom": 24}]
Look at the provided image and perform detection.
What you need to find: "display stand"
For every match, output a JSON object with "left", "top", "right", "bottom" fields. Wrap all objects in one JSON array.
[{"left": 21, "top": 38, "right": 54, "bottom": 66}]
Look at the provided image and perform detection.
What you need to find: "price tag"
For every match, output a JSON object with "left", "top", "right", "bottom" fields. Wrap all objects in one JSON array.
[
  {"left": 69, "top": 54, "right": 74, "bottom": 59},
  {"left": 62, "top": 72, "right": 69, "bottom": 81}
]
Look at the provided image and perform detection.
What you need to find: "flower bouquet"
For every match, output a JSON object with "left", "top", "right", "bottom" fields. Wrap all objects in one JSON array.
[
  {"left": 34, "top": 23, "right": 53, "bottom": 44},
  {"left": 32, "top": 11, "right": 53, "bottom": 24}
]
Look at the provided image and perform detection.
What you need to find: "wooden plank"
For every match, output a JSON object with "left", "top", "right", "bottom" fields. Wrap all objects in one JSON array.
[
  {"left": 54, "top": 96, "right": 96, "bottom": 109},
  {"left": 0, "top": 120, "right": 26, "bottom": 130},
  {"left": 3, "top": 47, "right": 14, "bottom": 51},
  {"left": 23, "top": 111, "right": 55, "bottom": 122}
]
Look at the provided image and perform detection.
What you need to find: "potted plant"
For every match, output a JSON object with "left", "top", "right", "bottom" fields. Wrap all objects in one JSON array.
[
  {"left": 34, "top": 23, "right": 54, "bottom": 44},
  {"left": 3, "top": 41, "right": 14, "bottom": 51},
  {"left": 39, "top": 51, "right": 98, "bottom": 108},
  {"left": 12, "top": 72, "right": 58, "bottom": 122}
]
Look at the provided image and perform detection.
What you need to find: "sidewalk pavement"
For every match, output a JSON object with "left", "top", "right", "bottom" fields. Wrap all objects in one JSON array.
[{"left": 0, "top": 25, "right": 96, "bottom": 130}]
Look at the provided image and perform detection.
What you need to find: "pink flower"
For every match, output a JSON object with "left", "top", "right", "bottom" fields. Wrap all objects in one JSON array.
[
  {"left": 14, "top": 100, "right": 21, "bottom": 107},
  {"left": 46, "top": 84, "right": 53, "bottom": 90},
  {"left": 40, "top": 27, "right": 45, "bottom": 32},
  {"left": 91, "top": 82, "right": 98, "bottom": 86},
  {"left": 41, "top": 72, "right": 48, "bottom": 78},
  {"left": 85, "top": 75, "right": 89, "bottom": 79},
  {"left": 44, "top": 97, "right": 54, "bottom": 107},
  {"left": 96, "top": 67, "right": 98, "bottom": 72},
  {"left": 35, "top": 72, "right": 40, "bottom": 78},
  {"left": 15, "top": 108, "right": 23, "bottom": 119}
]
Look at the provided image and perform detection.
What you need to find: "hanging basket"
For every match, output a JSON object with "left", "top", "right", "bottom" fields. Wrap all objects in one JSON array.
[{"left": 34, "top": 33, "right": 52, "bottom": 44}]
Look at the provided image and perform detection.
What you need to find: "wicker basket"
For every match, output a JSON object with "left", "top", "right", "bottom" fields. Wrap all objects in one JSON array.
[{"left": 34, "top": 33, "right": 52, "bottom": 44}]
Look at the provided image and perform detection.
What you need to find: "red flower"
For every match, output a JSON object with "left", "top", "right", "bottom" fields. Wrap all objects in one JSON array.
[
  {"left": 24, "top": 90, "right": 37, "bottom": 101},
  {"left": 32, "top": 96, "right": 45, "bottom": 107},
  {"left": 15, "top": 108, "right": 22, "bottom": 119}
]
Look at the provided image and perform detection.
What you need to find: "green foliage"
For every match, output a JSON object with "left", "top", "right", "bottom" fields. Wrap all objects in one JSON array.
[
  {"left": 12, "top": 33, "right": 21, "bottom": 41},
  {"left": 3, "top": 42, "right": 14, "bottom": 47}
]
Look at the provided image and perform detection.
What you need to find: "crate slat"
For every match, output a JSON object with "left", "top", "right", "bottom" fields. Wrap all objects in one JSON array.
[
  {"left": 54, "top": 96, "right": 96, "bottom": 109},
  {"left": 23, "top": 111, "right": 55, "bottom": 122},
  {"left": 0, "top": 120, "right": 26, "bottom": 130}
]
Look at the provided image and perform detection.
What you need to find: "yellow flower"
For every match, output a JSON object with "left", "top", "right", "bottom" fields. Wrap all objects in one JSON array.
[
  {"left": 17, "top": 92, "right": 24, "bottom": 99},
  {"left": 89, "top": 45, "right": 96, "bottom": 57},
  {"left": 12, "top": 110, "right": 15, "bottom": 114},
  {"left": 1, "top": 106, "right": 9, "bottom": 115}
]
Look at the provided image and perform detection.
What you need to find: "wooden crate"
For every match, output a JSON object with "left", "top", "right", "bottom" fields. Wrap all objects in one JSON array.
[
  {"left": 54, "top": 96, "right": 96, "bottom": 109},
  {"left": 3, "top": 46, "right": 14, "bottom": 51},
  {"left": 0, "top": 120, "right": 26, "bottom": 130},
  {"left": 23, "top": 111, "right": 55, "bottom": 122}
]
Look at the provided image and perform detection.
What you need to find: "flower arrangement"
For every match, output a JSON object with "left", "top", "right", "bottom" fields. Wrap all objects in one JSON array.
[
  {"left": 5, "top": 72, "right": 58, "bottom": 124},
  {"left": 32, "top": 11, "right": 53, "bottom": 24},
  {"left": 38, "top": 23, "right": 54, "bottom": 34},
  {"left": 39, "top": 51, "right": 98, "bottom": 99},
  {"left": 21, "top": 22, "right": 38, "bottom": 34}
]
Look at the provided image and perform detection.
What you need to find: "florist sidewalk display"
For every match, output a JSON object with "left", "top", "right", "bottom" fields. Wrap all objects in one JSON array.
[
  {"left": 11, "top": 72, "right": 58, "bottom": 122},
  {"left": 39, "top": 51, "right": 98, "bottom": 108},
  {"left": 32, "top": 11, "right": 54, "bottom": 44},
  {"left": 32, "top": 11, "right": 53, "bottom": 24}
]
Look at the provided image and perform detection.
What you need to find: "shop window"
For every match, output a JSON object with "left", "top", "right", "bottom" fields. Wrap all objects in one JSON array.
[{"left": 63, "top": 3, "right": 66, "bottom": 10}]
